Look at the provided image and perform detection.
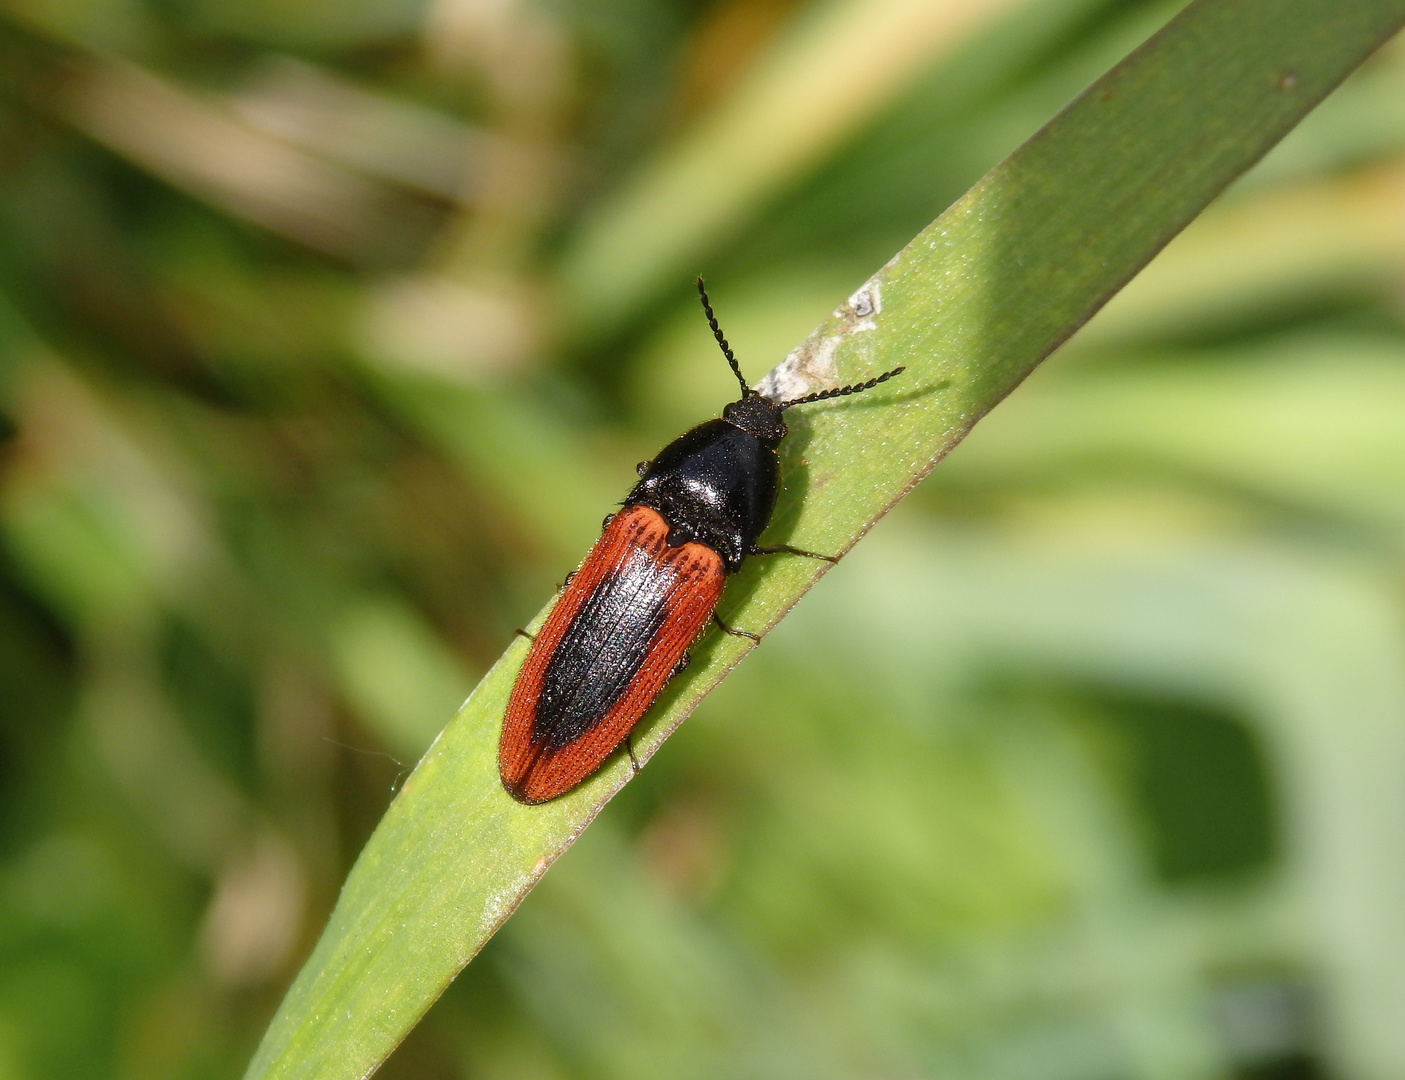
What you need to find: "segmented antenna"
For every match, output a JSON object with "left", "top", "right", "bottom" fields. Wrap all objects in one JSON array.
[
  {"left": 697, "top": 277, "right": 751, "bottom": 398},
  {"left": 779, "top": 366, "right": 906, "bottom": 410}
]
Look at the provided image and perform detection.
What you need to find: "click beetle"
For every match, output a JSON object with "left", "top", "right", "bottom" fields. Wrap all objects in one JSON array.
[{"left": 499, "top": 279, "right": 903, "bottom": 803}]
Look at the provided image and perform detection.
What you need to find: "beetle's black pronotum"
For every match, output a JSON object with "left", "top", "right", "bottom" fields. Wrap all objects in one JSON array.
[{"left": 499, "top": 279, "right": 904, "bottom": 803}]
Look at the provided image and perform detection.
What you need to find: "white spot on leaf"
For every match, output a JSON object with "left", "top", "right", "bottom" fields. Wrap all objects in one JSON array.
[{"left": 758, "top": 280, "right": 884, "bottom": 402}]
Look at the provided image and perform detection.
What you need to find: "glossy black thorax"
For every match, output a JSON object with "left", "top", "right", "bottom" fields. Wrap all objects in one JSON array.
[{"left": 625, "top": 398, "right": 786, "bottom": 572}]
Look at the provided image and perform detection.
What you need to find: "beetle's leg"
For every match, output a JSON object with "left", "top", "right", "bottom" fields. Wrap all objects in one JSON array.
[
  {"left": 513, "top": 628, "right": 536, "bottom": 641},
  {"left": 752, "top": 543, "right": 838, "bottom": 563},
  {"left": 713, "top": 611, "right": 761, "bottom": 643},
  {"left": 671, "top": 651, "right": 692, "bottom": 678},
  {"left": 626, "top": 735, "right": 641, "bottom": 774}
]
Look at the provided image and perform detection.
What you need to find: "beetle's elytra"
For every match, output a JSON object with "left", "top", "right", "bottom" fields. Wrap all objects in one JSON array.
[{"left": 499, "top": 280, "right": 904, "bottom": 803}]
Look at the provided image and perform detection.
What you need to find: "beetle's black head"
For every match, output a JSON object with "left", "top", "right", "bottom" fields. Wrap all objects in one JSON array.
[{"left": 722, "top": 394, "right": 786, "bottom": 444}]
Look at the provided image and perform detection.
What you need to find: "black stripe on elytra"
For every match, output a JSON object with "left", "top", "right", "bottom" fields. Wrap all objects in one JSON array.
[{"left": 533, "top": 548, "right": 676, "bottom": 748}]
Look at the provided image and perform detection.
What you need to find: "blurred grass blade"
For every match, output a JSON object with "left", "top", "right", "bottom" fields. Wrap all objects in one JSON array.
[
  {"left": 54, "top": 54, "right": 434, "bottom": 263},
  {"left": 230, "top": 55, "right": 494, "bottom": 203},
  {"left": 557, "top": 0, "right": 1089, "bottom": 343},
  {"left": 246, "top": 2, "right": 1405, "bottom": 1077},
  {"left": 328, "top": 596, "right": 476, "bottom": 762},
  {"left": 1073, "top": 158, "right": 1405, "bottom": 348}
]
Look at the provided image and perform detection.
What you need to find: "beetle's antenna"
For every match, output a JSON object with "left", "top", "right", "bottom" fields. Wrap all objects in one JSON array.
[
  {"left": 779, "top": 366, "right": 906, "bottom": 410},
  {"left": 697, "top": 277, "right": 751, "bottom": 398}
]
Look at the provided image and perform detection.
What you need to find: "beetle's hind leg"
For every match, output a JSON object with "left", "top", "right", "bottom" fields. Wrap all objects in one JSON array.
[
  {"left": 751, "top": 543, "right": 838, "bottom": 563},
  {"left": 713, "top": 611, "right": 761, "bottom": 643}
]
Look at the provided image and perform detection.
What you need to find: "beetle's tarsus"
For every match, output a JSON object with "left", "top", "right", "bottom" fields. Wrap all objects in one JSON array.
[
  {"left": 713, "top": 611, "right": 761, "bottom": 643},
  {"left": 752, "top": 543, "right": 838, "bottom": 563}
]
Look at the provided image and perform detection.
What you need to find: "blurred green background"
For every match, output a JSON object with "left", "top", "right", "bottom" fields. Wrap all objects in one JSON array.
[{"left": 0, "top": 0, "right": 1403, "bottom": 1076}]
